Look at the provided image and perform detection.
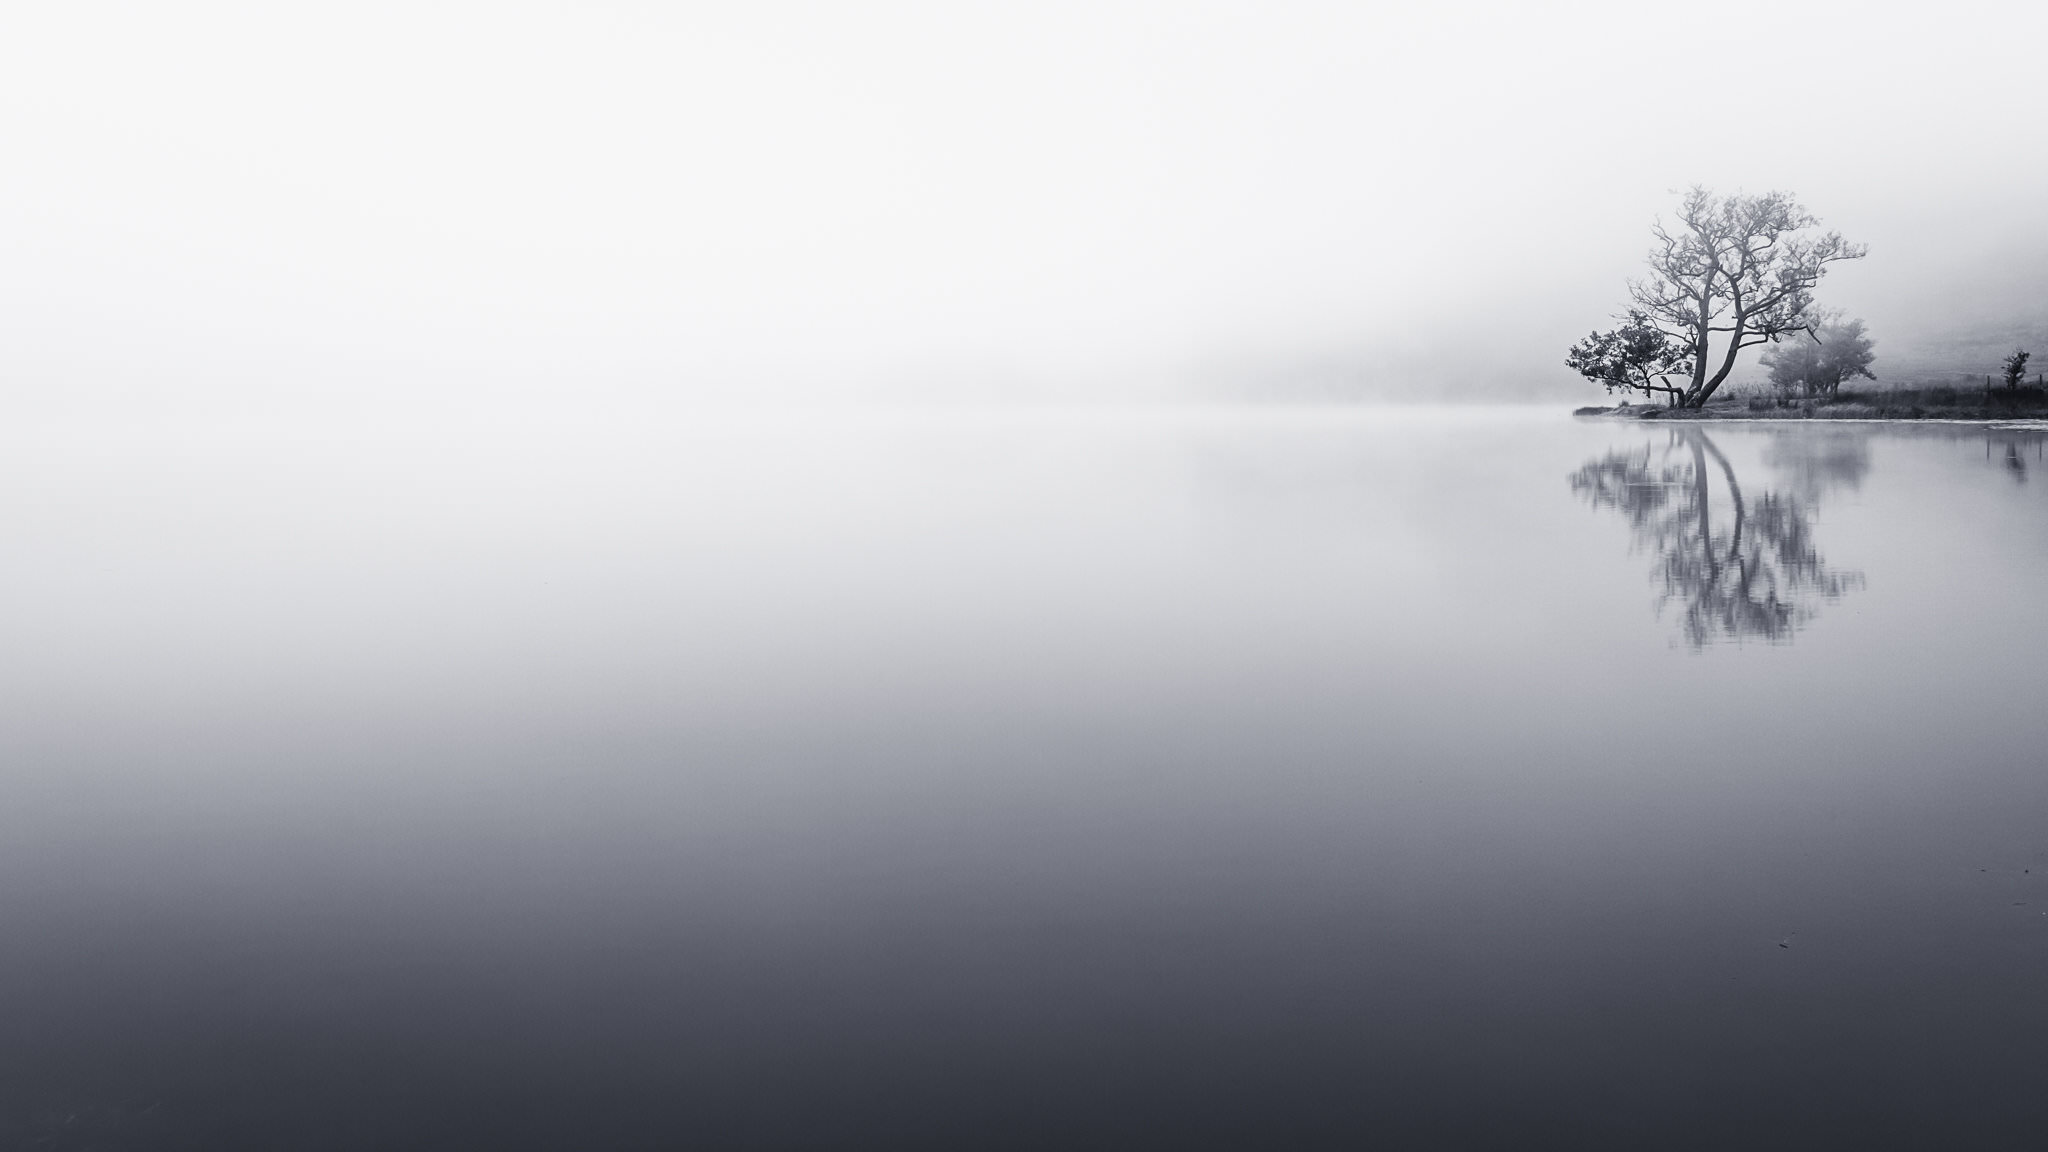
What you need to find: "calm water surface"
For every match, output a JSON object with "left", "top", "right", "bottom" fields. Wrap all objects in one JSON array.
[{"left": 3, "top": 408, "right": 2046, "bottom": 1149}]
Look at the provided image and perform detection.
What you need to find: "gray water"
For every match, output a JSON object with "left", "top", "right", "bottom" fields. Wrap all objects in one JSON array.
[{"left": 3, "top": 408, "right": 2046, "bottom": 1149}]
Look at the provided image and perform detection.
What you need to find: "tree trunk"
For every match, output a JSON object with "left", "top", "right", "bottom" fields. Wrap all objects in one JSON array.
[
  {"left": 1685, "top": 314, "right": 1750, "bottom": 408},
  {"left": 1684, "top": 292, "right": 1712, "bottom": 407}
]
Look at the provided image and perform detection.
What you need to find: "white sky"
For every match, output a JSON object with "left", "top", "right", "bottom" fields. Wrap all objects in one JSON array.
[{"left": 4, "top": 0, "right": 2045, "bottom": 413}]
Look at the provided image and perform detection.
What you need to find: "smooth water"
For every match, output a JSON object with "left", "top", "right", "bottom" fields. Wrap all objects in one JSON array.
[{"left": 3, "top": 408, "right": 2046, "bottom": 1149}]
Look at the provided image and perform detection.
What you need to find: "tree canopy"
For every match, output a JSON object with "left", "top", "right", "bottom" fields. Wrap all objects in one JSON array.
[{"left": 1564, "top": 309, "right": 1695, "bottom": 405}]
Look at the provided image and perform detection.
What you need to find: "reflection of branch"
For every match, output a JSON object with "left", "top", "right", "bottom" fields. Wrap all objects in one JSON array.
[
  {"left": 1694, "top": 432, "right": 1745, "bottom": 563},
  {"left": 1689, "top": 437, "right": 1715, "bottom": 579},
  {"left": 1570, "top": 430, "right": 1862, "bottom": 647}
]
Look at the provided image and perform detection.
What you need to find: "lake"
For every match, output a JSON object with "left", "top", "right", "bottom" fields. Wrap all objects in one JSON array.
[{"left": 3, "top": 407, "right": 2046, "bottom": 1149}]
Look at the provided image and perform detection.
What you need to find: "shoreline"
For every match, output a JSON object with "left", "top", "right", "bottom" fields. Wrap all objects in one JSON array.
[{"left": 1574, "top": 403, "right": 2048, "bottom": 427}]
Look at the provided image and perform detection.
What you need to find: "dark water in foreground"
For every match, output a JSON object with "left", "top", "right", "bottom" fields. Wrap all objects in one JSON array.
[{"left": 4, "top": 408, "right": 2047, "bottom": 1150}]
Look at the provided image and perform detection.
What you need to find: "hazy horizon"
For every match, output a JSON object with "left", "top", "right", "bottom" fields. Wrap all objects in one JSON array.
[{"left": 5, "top": 1, "right": 2045, "bottom": 418}]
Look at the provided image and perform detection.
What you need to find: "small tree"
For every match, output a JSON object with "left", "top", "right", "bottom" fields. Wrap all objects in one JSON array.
[
  {"left": 1566, "top": 310, "right": 1695, "bottom": 405},
  {"left": 2002, "top": 348, "right": 2030, "bottom": 389},
  {"left": 1760, "top": 338, "right": 1822, "bottom": 398},
  {"left": 1760, "top": 315, "right": 1876, "bottom": 397}
]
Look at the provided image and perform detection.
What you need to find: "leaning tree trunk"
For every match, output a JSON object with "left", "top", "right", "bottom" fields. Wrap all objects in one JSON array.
[{"left": 1684, "top": 313, "right": 1751, "bottom": 409}]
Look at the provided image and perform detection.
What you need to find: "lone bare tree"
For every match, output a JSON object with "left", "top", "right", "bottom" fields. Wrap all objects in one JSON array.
[{"left": 1616, "top": 187, "right": 1866, "bottom": 408}]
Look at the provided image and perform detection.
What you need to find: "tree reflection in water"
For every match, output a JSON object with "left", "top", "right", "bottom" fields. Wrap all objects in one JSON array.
[
  {"left": 1986, "top": 434, "right": 2041, "bottom": 484},
  {"left": 1571, "top": 428, "right": 1863, "bottom": 647},
  {"left": 1761, "top": 427, "right": 1871, "bottom": 500}
]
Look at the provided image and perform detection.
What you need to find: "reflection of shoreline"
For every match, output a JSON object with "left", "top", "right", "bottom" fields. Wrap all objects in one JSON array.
[
  {"left": 1578, "top": 407, "right": 2048, "bottom": 438},
  {"left": 1577, "top": 412, "right": 2048, "bottom": 425},
  {"left": 1571, "top": 428, "right": 1864, "bottom": 648}
]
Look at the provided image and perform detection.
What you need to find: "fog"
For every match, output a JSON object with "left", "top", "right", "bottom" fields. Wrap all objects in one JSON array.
[{"left": 4, "top": 1, "right": 2045, "bottom": 416}]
